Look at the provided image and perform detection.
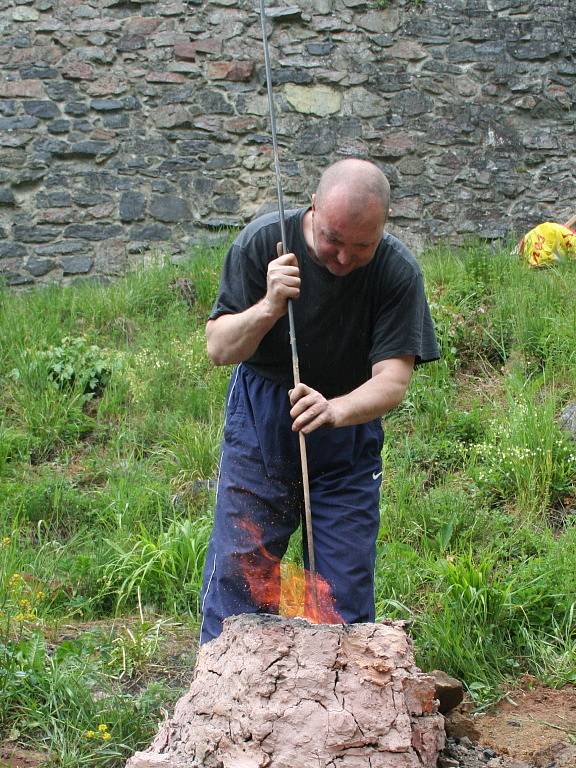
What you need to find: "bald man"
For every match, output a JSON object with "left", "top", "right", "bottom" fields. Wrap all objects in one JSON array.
[{"left": 200, "top": 159, "right": 439, "bottom": 644}]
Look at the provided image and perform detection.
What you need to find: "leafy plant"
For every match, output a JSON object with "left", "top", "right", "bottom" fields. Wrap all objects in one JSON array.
[{"left": 39, "top": 336, "right": 113, "bottom": 396}]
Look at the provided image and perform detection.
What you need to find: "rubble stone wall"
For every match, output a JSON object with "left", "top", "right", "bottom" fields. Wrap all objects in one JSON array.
[{"left": 1, "top": 0, "right": 574, "bottom": 286}]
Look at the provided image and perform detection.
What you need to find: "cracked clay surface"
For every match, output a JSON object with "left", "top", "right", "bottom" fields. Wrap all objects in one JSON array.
[{"left": 126, "top": 615, "right": 445, "bottom": 768}]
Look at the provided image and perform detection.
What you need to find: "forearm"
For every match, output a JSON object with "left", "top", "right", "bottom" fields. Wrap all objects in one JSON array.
[
  {"left": 329, "top": 373, "right": 408, "bottom": 428},
  {"left": 206, "top": 300, "right": 280, "bottom": 366},
  {"left": 289, "top": 357, "right": 415, "bottom": 434}
]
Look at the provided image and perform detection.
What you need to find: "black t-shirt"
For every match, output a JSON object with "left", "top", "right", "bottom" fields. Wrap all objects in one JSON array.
[{"left": 210, "top": 208, "right": 440, "bottom": 399}]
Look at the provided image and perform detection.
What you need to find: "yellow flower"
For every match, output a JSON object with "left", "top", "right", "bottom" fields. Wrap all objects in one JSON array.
[
  {"left": 97, "top": 724, "right": 109, "bottom": 733},
  {"left": 8, "top": 573, "right": 24, "bottom": 588},
  {"left": 1, "top": 536, "right": 10, "bottom": 547},
  {"left": 85, "top": 730, "right": 97, "bottom": 739},
  {"left": 101, "top": 732, "right": 112, "bottom": 742}
]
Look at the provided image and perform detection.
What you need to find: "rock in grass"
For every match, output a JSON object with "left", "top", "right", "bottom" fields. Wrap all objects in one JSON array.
[{"left": 559, "top": 403, "right": 576, "bottom": 440}]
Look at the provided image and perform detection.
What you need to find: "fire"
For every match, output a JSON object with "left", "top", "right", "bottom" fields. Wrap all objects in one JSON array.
[{"left": 237, "top": 519, "right": 343, "bottom": 624}]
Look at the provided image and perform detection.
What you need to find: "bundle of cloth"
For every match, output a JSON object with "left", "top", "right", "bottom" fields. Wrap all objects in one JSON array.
[{"left": 517, "top": 214, "right": 576, "bottom": 267}]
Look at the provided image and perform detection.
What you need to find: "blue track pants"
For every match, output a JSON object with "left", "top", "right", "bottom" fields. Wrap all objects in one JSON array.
[{"left": 200, "top": 364, "right": 383, "bottom": 645}]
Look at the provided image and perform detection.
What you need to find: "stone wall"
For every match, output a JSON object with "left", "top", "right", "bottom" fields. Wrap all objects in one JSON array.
[{"left": 0, "top": 0, "right": 574, "bottom": 286}]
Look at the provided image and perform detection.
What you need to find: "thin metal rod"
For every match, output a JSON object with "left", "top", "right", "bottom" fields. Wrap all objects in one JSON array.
[{"left": 258, "top": 0, "right": 318, "bottom": 615}]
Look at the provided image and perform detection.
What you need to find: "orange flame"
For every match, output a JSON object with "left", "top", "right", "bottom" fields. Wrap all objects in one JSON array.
[{"left": 237, "top": 519, "right": 343, "bottom": 624}]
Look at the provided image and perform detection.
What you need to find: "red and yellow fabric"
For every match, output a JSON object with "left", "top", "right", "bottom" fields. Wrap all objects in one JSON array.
[{"left": 518, "top": 222, "right": 576, "bottom": 267}]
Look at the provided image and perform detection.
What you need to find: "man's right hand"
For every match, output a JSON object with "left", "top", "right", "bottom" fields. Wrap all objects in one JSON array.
[
  {"left": 206, "top": 244, "right": 301, "bottom": 366},
  {"left": 263, "top": 244, "right": 300, "bottom": 318}
]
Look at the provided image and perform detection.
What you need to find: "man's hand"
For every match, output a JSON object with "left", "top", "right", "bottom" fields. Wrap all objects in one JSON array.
[
  {"left": 263, "top": 244, "right": 300, "bottom": 319},
  {"left": 206, "top": 243, "right": 300, "bottom": 366},
  {"left": 289, "top": 384, "right": 341, "bottom": 434},
  {"left": 288, "top": 357, "right": 415, "bottom": 433}
]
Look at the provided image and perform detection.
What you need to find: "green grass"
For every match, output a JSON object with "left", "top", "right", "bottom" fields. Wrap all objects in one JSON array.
[{"left": 1, "top": 240, "right": 575, "bottom": 762}]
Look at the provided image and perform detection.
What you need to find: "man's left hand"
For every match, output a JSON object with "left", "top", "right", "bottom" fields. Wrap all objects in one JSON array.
[{"left": 289, "top": 384, "right": 339, "bottom": 434}]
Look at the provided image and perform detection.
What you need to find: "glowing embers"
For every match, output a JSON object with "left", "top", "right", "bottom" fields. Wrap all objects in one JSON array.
[{"left": 237, "top": 518, "right": 343, "bottom": 624}]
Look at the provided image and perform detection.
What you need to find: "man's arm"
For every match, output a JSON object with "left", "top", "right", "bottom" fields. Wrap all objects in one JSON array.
[
  {"left": 206, "top": 250, "right": 300, "bottom": 366},
  {"left": 289, "top": 356, "right": 415, "bottom": 433}
]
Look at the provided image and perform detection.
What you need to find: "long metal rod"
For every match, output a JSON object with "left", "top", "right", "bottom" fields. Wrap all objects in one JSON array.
[{"left": 258, "top": 0, "right": 319, "bottom": 616}]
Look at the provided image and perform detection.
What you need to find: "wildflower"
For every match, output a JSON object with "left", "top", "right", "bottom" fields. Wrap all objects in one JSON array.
[
  {"left": 85, "top": 730, "right": 97, "bottom": 739},
  {"left": 1, "top": 536, "right": 10, "bottom": 547},
  {"left": 8, "top": 573, "right": 24, "bottom": 588},
  {"left": 101, "top": 732, "right": 112, "bottom": 742},
  {"left": 97, "top": 724, "right": 109, "bottom": 733},
  {"left": 14, "top": 612, "right": 35, "bottom": 622}
]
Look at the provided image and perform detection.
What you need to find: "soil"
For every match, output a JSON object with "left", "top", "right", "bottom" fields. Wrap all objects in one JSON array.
[
  {"left": 472, "top": 682, "right": 576, "bottom": 766},
  {"left": 0, "top": 747, "right": 46, "bottom": 768}
]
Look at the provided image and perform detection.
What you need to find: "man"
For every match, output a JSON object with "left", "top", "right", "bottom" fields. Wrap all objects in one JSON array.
[{"left": 200, "top": 158, "right": 439, "bottom": 644}]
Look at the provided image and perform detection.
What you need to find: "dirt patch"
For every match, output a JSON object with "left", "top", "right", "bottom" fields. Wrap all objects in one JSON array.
[
  {"left": 473, "top": 682, "right": 576, "bottom": 762},
  {"left": 0, "top": 746, "right": 46, "bottom": 767}
]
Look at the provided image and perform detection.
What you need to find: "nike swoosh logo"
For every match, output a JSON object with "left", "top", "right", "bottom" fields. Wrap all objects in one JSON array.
[{"left": 372, "top": 471, "right": 383, "bottom": 480}]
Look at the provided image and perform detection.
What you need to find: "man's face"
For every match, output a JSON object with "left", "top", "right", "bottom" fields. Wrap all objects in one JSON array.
[{"left": 309, "top": 195, "right": 385, "bottom": 277}]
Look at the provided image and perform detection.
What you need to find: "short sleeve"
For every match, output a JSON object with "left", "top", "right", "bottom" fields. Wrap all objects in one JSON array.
[
  {"left": 208, "top": 242, "right": 268, "bottom": 320},
  {"left": 369, "top": 271, "right": 440, "bottom": 366}
]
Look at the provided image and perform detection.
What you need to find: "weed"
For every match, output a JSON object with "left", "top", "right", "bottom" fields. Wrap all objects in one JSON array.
[
  {"left": 102, "top": 516, "right": 212, "bottom": 615},
  {"left": 38, "top": 336, "right": 113, "bottom": 396},
  {"left": 472, "top": 383, "right": 576, "bottom": 519}
]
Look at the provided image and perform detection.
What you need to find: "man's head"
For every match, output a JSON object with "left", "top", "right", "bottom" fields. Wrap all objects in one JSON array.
[{"left": 307, "top": 159, "right": 390, "bottom": 277}]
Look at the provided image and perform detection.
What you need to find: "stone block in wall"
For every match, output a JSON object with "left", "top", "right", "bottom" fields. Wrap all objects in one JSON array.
[
  {"left": 61, "top": 60, "right": 95, "bottom": 81},
  {"left": 37, "top": 208, "right": 75, "bottom": 225},
  {"left": 129, "top": 223, "right": 172, "bottom": 241},
  {"left": 12, "top": 225, "right": 60, "bottom": 243},
  {"left": 207, "top": 61, "right": 254, "bottom": 82},
  {"left": 63, "top": 224, "right": 123, "bottom": 241},
  {"left": 0, "top": 79, "right": 45, "bottom": 98},
  {"left": 195, "top": 90, "right": 234, "bottom": 115},
  {"left": 116, "top": 35, "right": 147, "bottom": 53},
  {"left": 0, "top": 258, "right": 33, "bottom": 287},
  {"left": 151, "top": 105, "right": 192, "bottom": 128},
  {"left": 348, "top": 88, "right": 386, "bottom": 119},
  {"left": 12, "top": 7, "right": 40, "bottom": 22},
  {"left": 64, "top": 101, "right": 89, "bottom": 116},
  {"left": 285, "top": 83, "right": 341, "bottom": 116},
  {"left": 0, "top": 115, "right": 39, "bottom": 130},
  {"left": 25, "top": 256, "right": 56, "bottom": 277},
  {"left": 94, "top": 239, "right": 128, "bottom": 276},
  {"left": 373, "top": 132, "right": 416, "bottom": 159},
  {"left": 23, "top": 99, "right": 60, "bottom": 120},
  {"left": 35, "top": 241, "right": 90, "bottom": 257},
  {"left": 0, "top": 242, "right": 27, "bottom": 259},
  {"left": 0, "top": 188, "right": 16, "bottom": 206},
  {"left": 174, "top": 38, "right": 222, "bottom": 59},
  {"left": 123, "top": 17, "right": 163, "bottom": 36},
  {"left": 146, "top": 71, "right": 188, "bottom": 84},
  {"left": 172, "top": 42, "right": 196, "bottom": 61},
  {"left": 60, "top": 254, "right": 94, "bottom": 275},
  {"left": 119, "top": 192, "right": 147, "bottom": 223},
  {"left": 86, "top": 77, "right": 128, "bottom": 96},
  {"left": 391, "top": 90, "right": 434, "bottom": 117},
  {"left": 48, "top": 119, "right": 71, "bottom": 134},
  {"left": 150, "top": 195, "right": 191, "bottom": 223},
  {"left": 387, "top": 40, "right": 427, "bottom": 60},
  {"left": 294, "top": 122, "right": 337, "bottom": 155}
]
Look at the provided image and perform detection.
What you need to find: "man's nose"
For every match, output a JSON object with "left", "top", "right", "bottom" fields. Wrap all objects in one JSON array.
[{"left": 336, "top": 249, "right": 352, "bottom": 265}]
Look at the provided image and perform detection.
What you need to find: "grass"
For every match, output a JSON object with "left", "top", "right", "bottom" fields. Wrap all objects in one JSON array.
[{"left": 0, "top": 240, "right": 575, "bottom": 762}]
